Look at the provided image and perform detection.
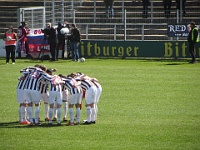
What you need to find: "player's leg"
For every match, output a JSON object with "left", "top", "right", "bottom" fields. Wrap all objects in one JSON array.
[
  {"left": 48, "top": 91, "right": 56, "bottom": 124},
  {"left": 75, "top": 92, "right": 82, "bottom": 125},
  {"left": 34, "top": 103, "right": 41, "bottom": 125},
  {"left": 42, "top": 92, "right": 50, "bottom": 121},
  {"left": 66, "top": 94, "right": 75, "bottom": 126},
  {"left": 26, "top": 89, "right": 34, "bottom": 125},
  {"left": 53, "top": 102, "right": 57, "bottom": 121},
  {"left": 93, "top": 85, "right": 102, "bottom": 123},
  {"left": 56, "top": 91, "right": 63, "bottom": 125},
  {"left": 62, "top": 90, "right": 68, "bottom": 121},
  {"left": 63, "top": 100, "right": 68, "bottom": 121},
  {"left": 84, "top": 87, "right": 96, "bottom": 124},
  {"left": 30, "top": 90, "right": 41, "bottom": 125}
]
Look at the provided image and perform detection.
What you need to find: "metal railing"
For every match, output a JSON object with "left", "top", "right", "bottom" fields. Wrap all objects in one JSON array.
[{"left": 0, "top": 0, "right": 199, "bottom": 41}]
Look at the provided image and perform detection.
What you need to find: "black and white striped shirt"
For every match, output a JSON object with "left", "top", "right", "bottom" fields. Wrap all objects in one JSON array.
[
  {"left": 25, "top": 67, "right": 53, "bottom": 91},
  {"left": 63, "top": 77, "right": 82, "bottom": 95},
  {"left": 38, "top": 79, "right": 49, "bottom": 94},
  {"left": 47, "top": 75, "right": 63, "bottom": 92},
  {"left": 17, "top": 68, "right": 29, "bottom": 90},
  {"left": 76, "top": 74, "right": 95, "bottom": 91}
]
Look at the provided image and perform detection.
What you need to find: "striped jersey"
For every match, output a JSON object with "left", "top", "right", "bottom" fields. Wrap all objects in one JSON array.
[
  {"left": 25, "top": 67, "right": 53, "bottom": 91},
  {"left": 63, "top": 77, "right": 82, "bottom": 95},
  {"left": 91, "top": 78, "right": 101, "bottom": 89},
  {"left": 76, "top": 74, "right": 95, "bottom": 91},
  {"left": 48, "top": 75, "right": 63, "bottom": 92},
  {"left": 17, "top": 68, "right": 29, "bottom": 90},
  {"left": 38, "top": 79, "right": 49, "bottom": 94}
]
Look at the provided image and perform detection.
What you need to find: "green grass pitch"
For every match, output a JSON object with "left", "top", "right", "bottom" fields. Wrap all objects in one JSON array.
[{"left": 0, "top": 58, "right": 199, "bottom": 150}]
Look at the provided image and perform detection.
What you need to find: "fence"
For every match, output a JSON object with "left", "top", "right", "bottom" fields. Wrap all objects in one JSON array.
[
  {"left": 78, "top": 23, "right": 188, "bottom": 41},
  {"left": 0, "top": 0, "right": 199, "bottom": 40}
]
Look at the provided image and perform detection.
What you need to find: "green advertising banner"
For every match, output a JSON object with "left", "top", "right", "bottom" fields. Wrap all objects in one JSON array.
[{"left": 80, "top": 40, "right": 200, "bottom": 58}]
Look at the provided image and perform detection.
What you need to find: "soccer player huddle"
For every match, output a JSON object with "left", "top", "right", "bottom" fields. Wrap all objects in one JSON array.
[{"left": 17, "top": 64, "right": 102, "bottom": 126}]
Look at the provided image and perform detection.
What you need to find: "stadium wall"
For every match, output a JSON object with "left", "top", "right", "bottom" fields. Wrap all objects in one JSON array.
[
  {"left": 0, "top": 39, "right": 200, "bottom": 59},
  {"left": 80, "top": 40, "right": 200, "bottom": 59}
]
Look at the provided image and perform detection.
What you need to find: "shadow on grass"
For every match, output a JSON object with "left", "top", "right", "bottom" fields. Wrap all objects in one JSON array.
[
  {"left": 0, "top": 121, "right": 68, "bottom": 128},
  {"left": 164, "top": 63, "right": 184, "bottom": 65},
  {"left": 139, "top": 58, "right": 197, "bottom": 65}
]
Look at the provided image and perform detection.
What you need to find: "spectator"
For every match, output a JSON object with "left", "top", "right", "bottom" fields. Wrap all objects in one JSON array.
[
  {"left": 187, "top": 22, "right": 199, "bottom": 63},
  {"left": 176, "top": 0, "right": 186, "bottom": 17},
  {"left": 45, "top": 23, "right": 56, "bottom": 61},
  {"left": 63, "top": 22, "right": 72, "bottom": 59},
  {"left": 16, "top": 21, "right": 29, "bottom": 58},
  {"left": 142, "top": 0, "right": 150, "bottom": 18},
  {"left": 104, "top": 0, "right": 114, "bottom": 18},
  {"left": 3, "top": 26, "right": 17, "bottom": 64},
  {"left": 69, "top": 24, "right": 81, "bottom": 62},
  {"left": 56, "top": 22, "right": 65, "bottom": 60},
  {"left": 163, "top": 0, "right": 172, "bottom": 18}
]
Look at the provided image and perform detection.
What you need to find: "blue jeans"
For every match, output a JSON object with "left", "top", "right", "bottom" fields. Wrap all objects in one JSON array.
[{"left": 70, "top": 42, "right": 79, "bottom": 60}]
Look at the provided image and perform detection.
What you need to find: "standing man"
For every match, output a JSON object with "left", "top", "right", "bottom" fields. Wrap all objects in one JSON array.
[
  {"left": 142, "top": 0, "right": 150, "bottom": 18},
  {"left": 45, "top": 23, "right": 56, "bottom": 61},
  {"left": 16, "top": 21, "right": 29, "bottom": 57},
  {"left": 56, "top": 22, "right": 65, "bottom": 60},
  {"left": 187, "top": 22, "right": 199, "bottom": 63},
  {"left": 4, "top": 26, "right": 17, "bottom": 64},
  {"left": 163, "top": 0, "right": 172, "bottom": 18},
  {"left": 176, "top": 0, "right": 186, "bottom": 17},
  {"left": 69, "top": 24, "right": 81, "bottom": 61},
  {"left": 103, "top": 0, "right": 114, "bottom": 18}
]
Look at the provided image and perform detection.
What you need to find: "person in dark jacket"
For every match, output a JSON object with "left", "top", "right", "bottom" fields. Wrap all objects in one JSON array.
[
  {"left": 104, "top": 0, "right": 114, "bottom": 18},
  {"left": 163, "top": 0, "right": 172, "bottom": 18},
  {"left": 142, "top": 0, "right": 150, "bottom": 18},
  {"left": 69, "top": 24, "right": 81, "bottom": 61},
  {"left": 45, "top": 23, "right": 56, "bottom": 61},
  {"left": 56, "top": 22, "right": 65, "bottom": 60},
  {"left": 187, "top": 22, "right": 199, "bottom": 63}
]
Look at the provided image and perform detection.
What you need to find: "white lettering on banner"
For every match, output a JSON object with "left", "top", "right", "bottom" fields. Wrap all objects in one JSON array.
[
  {"left": 168, "top": 25, "right": 186, "bottom": 33},
  {"left": 27, "top": 29, "right": 44, "bottom": 36}
]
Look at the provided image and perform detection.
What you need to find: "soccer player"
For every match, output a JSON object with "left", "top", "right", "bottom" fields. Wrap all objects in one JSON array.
[
  {"left": 17, "top": 68, "right": 30, "bottom": 125},
  {"left": 61, "top": 84, "right": 69, "bottom": 122},
  {"left": 45, "top": 69, "right": 64, "bottom": 125},
  {"left": 25, "top": 65, "right": 53, "bottom": 125},
  {"left": 61, "top": 73, "right": 82, "bottom": 126},
  {"left": 75, "top": 72, "right": 97, "bottom": 125},
  {"left": 38, "top": 77, "right": 50, "bottom": 121},
  {"left": 76, "top": 72, "right": 102, "bottom": 123},
  {"left": 90, "top": 78, "right": 102, "bottom": 123}
]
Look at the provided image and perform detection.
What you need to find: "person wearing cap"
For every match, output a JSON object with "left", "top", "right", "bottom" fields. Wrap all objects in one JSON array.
[
  {"left": 3, "top": 26, "right": 17, "bottom": 64},
  {"left": 187, "top": 22, "right": 199, "bottom": 63},
  {"left": 69, "top": 24, "right": 81, "bottom": 61},
  {"left": 16, "top": 21, "right": 30, "bottom": 58}
]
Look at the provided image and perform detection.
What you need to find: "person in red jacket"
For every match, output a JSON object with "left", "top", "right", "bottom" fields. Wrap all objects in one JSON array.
[
  {"left": 4, "top": 26, "right": 17, "bottom": 64},
  {"left": 16, "top": 21, "right": 30, "bottom": 58}
]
